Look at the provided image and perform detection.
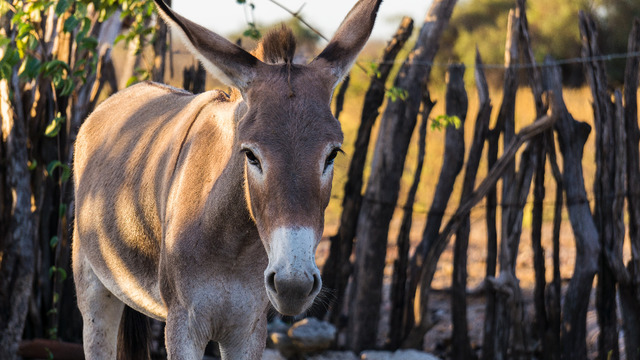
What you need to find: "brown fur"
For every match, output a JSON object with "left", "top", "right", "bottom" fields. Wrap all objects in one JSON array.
[
  {"left": 253, "top": 25, "right": 297, "bottom": 64},
  {"left": 73, "top": 1, "right": 382, "bottom": 359}
]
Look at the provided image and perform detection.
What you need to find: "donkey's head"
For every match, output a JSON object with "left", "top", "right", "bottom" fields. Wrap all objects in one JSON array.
[{"left": 155, "top": 0, "right": 382, "bottom": 315}]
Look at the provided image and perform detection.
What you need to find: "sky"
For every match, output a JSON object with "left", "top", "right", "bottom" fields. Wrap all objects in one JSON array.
[{"left": 172, "top": 0, "right": 432, "bottom": 42}]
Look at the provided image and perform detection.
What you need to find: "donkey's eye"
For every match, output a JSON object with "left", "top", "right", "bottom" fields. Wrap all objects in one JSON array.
[
  {"left": 324, "top": 148, "right": 342, "bottom": 171},
  {"left": 243, "top": 150, "right": 262, "bottom": 171}
]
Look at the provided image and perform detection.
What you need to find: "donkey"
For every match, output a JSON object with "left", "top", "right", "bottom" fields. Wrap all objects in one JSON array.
[{"left": 72, "top": 0, "right": 382, "bottom": 359}]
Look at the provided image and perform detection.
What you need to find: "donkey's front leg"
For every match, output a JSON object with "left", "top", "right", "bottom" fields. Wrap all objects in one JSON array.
[
  {"left": 164, "top": 309, "right": 211, "bottom": 360},
  {"left": 218, "top": 311, "right": 268, "bottom": 360}
]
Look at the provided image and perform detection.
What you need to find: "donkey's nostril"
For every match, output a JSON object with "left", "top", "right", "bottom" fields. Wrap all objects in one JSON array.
[
  {"left": 267, "top": 272, "right": 277, "bottom": 293},
  {"left": 309, "top": 273, "right": 321, "bottom": 296}
]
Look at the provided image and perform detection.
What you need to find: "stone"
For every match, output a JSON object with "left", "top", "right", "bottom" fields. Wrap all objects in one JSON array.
[
  {"left": 287, "top": 317, "right": 336, "bottom": 353},
  {"left": 267, "top": 318, "right": 290, "bottom": 335},
  {"left": 262, "top": 348, "right": 286, "bottom": 360},
  {"left": 360, "top": 349, "right": 440, "bottom": 360},
  {"left": 269, "top": 332, "right": 297, "bottom": 358},
  {"left": 308, "top": 350, "right": 359, "bottom": 360}
]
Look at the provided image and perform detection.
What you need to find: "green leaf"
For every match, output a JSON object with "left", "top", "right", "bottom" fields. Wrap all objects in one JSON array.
[
  {"left": 46, "top": 160, "right": 62, "bottom": 177},
  {"left": 55, "top": 0, "right": 72, "bottom": 15},
  {"left": 19, "top": 56, "right": 41, "bottom": 79},
  {"left": 125, "top": 75, "right": 139, "bottom": 87},
  {"left": 78, "top": 36, "right": 98, "bottom": 51},
  {"left": 42, "top": 59, "right": 69, "bottom": 76},
  {"left": 0, "top": 37, "right": 11, "bottom": 48},
  {"left": 60, "top": 164, "right": 71, "bottom": 183},
  {"left": 59, "top": 203, "right": 67, "bottom": 218},
  {"left": 50, "top": 236, "right": 59, "bottom": 248},
  {"left": 63, "top": 15, "right": 80, "bottom": 33},
  {"left": 367, "top": 62, "right": 381, "bottom": 78},
  {"left": 49, "top": 266, "right": 56, "bottom": 278},
  {"left": 430, "top": 114, "right": 461, "bottom": 131},
  {"left": 60, "top": 78, "right": 75, "bottom": 96},
  {"left": 385, "top": 87, "right": 408, "bottom": 102},
  {"left": 75, "top": 1, "right": 88, "bottom": 18},
  {"left": 114, "top": 34, "right": 126, "bottom": 44},
  {"left": 53, "top": 292, "right": 59, "bottom": 304},
  {"left": 45, "top": 115, "right": 65, "bottom": 137},
  {"left": 48, "top": 327, "right": 57, "bottom": 340},
  {"left": 243, "top": 26, "right": 261, "bottom": 40},
  {"left": 57, "top": 268, "right": 68, "bottom": 281},
  {"left": 28, "top": 159, "right": 37, "bottom": 171},
  {"left": 16, "top": 23, "right": 34, "bottom": 40},
  {"left": 46, "top": 308, "right": 58, "bottom": 316}
]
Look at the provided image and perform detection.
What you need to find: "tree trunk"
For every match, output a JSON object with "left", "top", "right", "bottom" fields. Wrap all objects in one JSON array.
[
  {"left": 347, "top": 2, "right": 457, "bottom": 350},
  {"left": 0, "top": 46, "right": 35, "bottom": 359},
  {"left": 322, "top": 16, "right": 413, "bottom": 326}
]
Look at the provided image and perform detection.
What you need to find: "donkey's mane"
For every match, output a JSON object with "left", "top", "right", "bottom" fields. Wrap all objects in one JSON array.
[{"left": 253, "top": 25, "right": 297, "bottom": 65}]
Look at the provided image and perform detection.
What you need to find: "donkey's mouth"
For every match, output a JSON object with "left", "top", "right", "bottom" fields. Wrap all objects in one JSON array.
[
  {"left": 266, "top": 288, "right": 320, "bottom": 316},
  {"left": 265, "top": 271, "right": 322, "bottom": 316}
]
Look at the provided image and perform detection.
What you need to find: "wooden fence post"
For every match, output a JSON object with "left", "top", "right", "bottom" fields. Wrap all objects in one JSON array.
[
  {"left": 389, "top": 91, "right": 431, "bottom": 348},
  {"left": 580, "top": 12, "right": 628, "bottom": 359},
  {"left": 347, "top": 0, "right": 458, "bottom": 352},
  {"left": 406, "top": 110, "right": 556, "bottom": 350},
  {"left": 451, "top": 57, "right": 489, "bottom": 360},
  {"left": 621, "top": 18, "right": 640, "bottom": 360},
  {"left": 403, "top": 65, "right": 467, "bottom": 349},
  {"left": 543, "top": 56, "right": 600, "bottom": 360},
  {"left": 321, "top": 17, "right": 414, "bottom": 325},
  {"left": 485, "top": 9, "right": 520, "bottom": 360}
]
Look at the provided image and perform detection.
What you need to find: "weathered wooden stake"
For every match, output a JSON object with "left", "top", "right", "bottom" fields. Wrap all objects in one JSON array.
[
  {"left": 544, "top": 55, "right": 600, "bottom": 360},
  {"left": 321, "top": 16, "right": 413, "bottom": 326},
  {"left": 347, "top": 1, "right": 457, "bottom": 351},
  {"left": 621, "top": 18, "right": 640, "bottom": 360},
  {"left": 452, "top": 56, "right": 490, "bottom": 360}
]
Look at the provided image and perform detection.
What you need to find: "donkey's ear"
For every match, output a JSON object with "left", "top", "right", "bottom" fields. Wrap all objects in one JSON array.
[
  {"left": 154, "top": 0, "right": 261, "bottom": 91},
  {"left": 310, "top": 0, "right": 383, "bottom": 89}
]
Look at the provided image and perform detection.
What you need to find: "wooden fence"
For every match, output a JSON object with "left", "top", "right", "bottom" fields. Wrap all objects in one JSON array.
[{"left": 321, "top": 0, "right": 640, "bottom": 359}]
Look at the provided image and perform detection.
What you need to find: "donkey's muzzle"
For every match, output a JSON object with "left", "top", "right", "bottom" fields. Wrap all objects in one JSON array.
[
  {"left": 264, "top": 226, "right": 322, "bottom": 315},
  {"left": 265, "top": 269, "right": 321, "bottom": 315}
]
